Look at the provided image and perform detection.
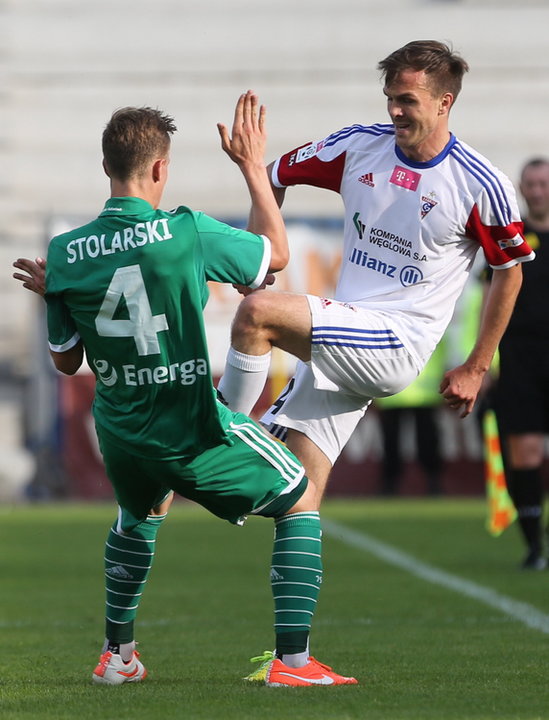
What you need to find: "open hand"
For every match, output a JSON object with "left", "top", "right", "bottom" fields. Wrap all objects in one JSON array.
[
  {"left": 217, "top": 90, "right": 267, "bottom": 168},
  {"left": 13, "top": 257, "right": 46, "bottom": 297}
]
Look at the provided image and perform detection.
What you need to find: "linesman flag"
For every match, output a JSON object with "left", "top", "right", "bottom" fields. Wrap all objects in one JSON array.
[{"left": 483, "top": 409, "right": 517, "bottom": 536}]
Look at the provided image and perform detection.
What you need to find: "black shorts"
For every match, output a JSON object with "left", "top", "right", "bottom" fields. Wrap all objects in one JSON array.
[{"left": 495, "top": 335, "right": 549, "bottom": 435}]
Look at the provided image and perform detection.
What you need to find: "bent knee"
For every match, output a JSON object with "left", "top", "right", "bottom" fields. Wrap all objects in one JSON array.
[
  {"left": 285, "top": 479, "right": 321, "bottom": 514},
  {"left": 233, "top": 291, "right": 272, "bottom": 334}
]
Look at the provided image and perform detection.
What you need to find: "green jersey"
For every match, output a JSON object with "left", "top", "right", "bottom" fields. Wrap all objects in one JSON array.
[{"left": 45, "top": 197, "right": 270, "bottom": 460}]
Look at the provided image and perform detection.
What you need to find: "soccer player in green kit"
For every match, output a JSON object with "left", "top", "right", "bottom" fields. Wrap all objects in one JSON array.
[{"left": 13, "top": 92, "right": 357, "bottom": 688}]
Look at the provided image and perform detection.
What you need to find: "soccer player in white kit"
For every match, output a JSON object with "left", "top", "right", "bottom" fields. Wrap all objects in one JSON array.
[{"left": 218, "top": 40, "right": 535, "bottom": 511}]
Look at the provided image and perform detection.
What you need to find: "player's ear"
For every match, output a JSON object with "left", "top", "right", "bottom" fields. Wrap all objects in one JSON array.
[
  {"left": 102, "top": 158, "right": 111, "bottom": 177},
  {"left": 152, "top": 158, "right": 167, "bottom": 183},
  {"left": 438, "top": 92, "right": 454, "bottom": 116}
]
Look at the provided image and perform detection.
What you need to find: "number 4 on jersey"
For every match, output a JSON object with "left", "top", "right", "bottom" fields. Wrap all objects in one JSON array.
[{"left": 95, "top": 264, "right": 168, "bottom": 356}]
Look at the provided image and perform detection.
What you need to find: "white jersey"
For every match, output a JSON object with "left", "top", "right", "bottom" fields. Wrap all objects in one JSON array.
[{"left": 272, "top": 124, "right": 535, "bottom": 364}]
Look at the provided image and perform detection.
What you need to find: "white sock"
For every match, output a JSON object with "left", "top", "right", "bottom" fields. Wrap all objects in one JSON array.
[
  {"left": 120, "top": 641, "right": 135, "bottom": 663},
  {"left": 281, "top": 642, "right": 310, "bottom": 668},
  {"left": 217, "top": 347, "right": 271, "bottom": 415}
]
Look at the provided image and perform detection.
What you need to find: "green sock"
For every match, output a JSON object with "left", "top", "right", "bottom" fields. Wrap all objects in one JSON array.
[
  {"left": 104, "top": 513, "right": 166, "bottom": 644},
  {"left": 271, "top": 511, "right": 322, "bottom": 657}
]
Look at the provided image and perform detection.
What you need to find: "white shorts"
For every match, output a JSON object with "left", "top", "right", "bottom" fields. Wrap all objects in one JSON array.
[{"left": 261, "top": 295, "right": 421, "bottom": 465}]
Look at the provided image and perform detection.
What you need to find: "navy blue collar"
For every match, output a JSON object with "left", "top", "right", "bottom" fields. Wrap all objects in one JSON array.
[{"left": 394, "top": 133, "right": 457, "bottom": 169}]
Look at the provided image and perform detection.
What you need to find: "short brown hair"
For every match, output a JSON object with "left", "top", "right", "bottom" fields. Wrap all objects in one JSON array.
[
  {"left": 102, "top": 107, "right": 177, "bottom": 181},
  {"left": 378, "top": 40, "right": 469, "bottom": 100},
  {"left": 521, "top": 157, "right": 549, "bottom": 179}
]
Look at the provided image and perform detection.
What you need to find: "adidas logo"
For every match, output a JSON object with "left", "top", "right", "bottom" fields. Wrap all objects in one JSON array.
[
  {"left": 270, "top": 568, "right": 284, "bottom": 581},
  {"left": 358, "top": 172, "right": 375, "bottom": 187},
  {"left": 106, "top": 565, "right": 134, "bottom": 579}
]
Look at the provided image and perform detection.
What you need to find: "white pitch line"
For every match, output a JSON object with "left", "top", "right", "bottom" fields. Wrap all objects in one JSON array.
[{"left": 322, "top": 518, "right": 549, "bottom": 635}]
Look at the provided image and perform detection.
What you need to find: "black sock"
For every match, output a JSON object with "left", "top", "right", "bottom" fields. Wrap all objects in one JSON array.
[
  {"left": 276, "top": 630, "right": 309, "bottom": 658},
  {"left": 507, "top": 468, "right": 544, "bottom": 554}
]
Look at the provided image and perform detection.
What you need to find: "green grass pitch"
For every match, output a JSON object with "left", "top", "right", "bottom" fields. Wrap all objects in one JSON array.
[{"left": 0, "top": 498, "right": 548, "bottom": 719}]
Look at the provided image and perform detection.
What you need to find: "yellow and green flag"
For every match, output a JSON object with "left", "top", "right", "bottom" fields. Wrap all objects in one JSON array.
[{"left": 483, "top": 409, "right": 516, "bottom": 536}]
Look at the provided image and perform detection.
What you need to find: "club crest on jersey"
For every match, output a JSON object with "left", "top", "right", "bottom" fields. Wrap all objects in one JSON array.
[
  {"left": 498, "top": 234, "right": 524, "bottom": 250},
  {"left": 358, "top": 172, "right": 375, "bottom": 187},
  {"left": 390, "top": 165, "right": 421, "bottom": 191},
  {"left": 420, "top": 192, "right": 438, "bottom": 219}
]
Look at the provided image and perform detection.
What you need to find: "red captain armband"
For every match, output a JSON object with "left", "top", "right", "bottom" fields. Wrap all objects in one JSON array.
[
  {"left": 465, "top": 205, "right": 532, "bottom": 266},
  {"left": 276, "top": 144, "right": 346, "bottom": 193}
]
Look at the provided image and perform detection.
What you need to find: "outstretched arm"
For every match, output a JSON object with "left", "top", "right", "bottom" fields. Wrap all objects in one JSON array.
[
  {"left": 439, "top": 263, "right": 522, "bottom": 417},
  {"left": 218, "top": 91, "right": 288, "bottom": 273}
]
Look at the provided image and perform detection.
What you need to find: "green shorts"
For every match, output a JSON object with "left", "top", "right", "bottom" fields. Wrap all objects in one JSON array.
[{"left": 97, "top": 412, "right": 307, "bottom": 529}]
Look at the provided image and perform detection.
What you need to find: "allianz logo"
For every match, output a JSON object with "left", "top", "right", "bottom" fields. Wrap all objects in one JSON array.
[{"left": 93, "top": 358, "right": 208, "bottom": 387}]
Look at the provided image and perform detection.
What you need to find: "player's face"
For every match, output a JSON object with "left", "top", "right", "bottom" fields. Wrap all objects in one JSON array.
[
  {"left": 383, "top": 69, "right": 452, "bottom": 162},
  {"left": 520, "top": 164, "right": 549, "bottom": 221}
]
